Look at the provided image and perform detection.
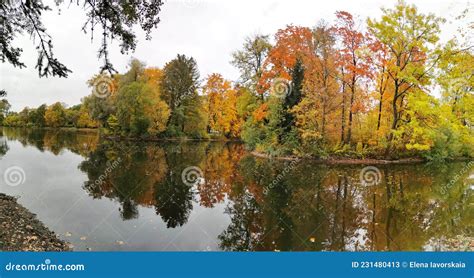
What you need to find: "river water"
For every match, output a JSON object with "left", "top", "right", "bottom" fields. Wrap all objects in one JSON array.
[{"left": 0, "top": 127, "right": 472, "bottom": 251}]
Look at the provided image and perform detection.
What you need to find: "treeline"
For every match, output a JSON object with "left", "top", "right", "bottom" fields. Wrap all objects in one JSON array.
[
  {"left": 0, "top": 101, "right": 98, "bottom": 128},
  {"left": 1, "top": 1, "right": 473, "bottom": 160}
]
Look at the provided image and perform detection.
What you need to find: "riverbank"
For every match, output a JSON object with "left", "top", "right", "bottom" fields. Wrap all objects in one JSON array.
[
  {"left": 103, "top": 135, "right": 242, "bottom": 142},
  {"left": 251, "top": 151, "right": 473, "bottom": 164},
  {"left": 1, "top": 126, "right": 241, "bottom": 142},
  {"left": 0, "top": 126, "right": 98, "bottom": 132},
  {"left": 0, "top": 193, "right": 70, "bottom": 251}
]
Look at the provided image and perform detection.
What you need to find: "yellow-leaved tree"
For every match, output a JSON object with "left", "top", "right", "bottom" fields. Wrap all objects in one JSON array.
[{"left": 203, "top": 73, "right": 242, "bottom": 138}]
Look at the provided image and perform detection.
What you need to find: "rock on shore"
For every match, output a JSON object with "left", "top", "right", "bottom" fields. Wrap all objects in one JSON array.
[{"left": 0, "top": 193, "right": 70, "bottom": 251}]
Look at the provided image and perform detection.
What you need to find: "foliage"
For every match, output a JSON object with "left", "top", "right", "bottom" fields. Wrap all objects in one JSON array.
[
  {"left": 367, "top": 0, "right": 446, "bottom": 156},
  {"left": 44, "top": 102, "right": 67, "bottom": 128},
  {"left": 0, "top": 0, "right": 164, "bottom": 77},
  {"left": 161, "top": 54, "right": 205, "bottom": 138},
  {"left": 231, "top": 34, "right": 272, "bottom": 90},
  {"left": 237, "top": 1, "right": 473, "bottom": 160},
  {"left": 0, "top": 99, "right": 11, "bottom": 126},
  {"left": 203, "top": 73, "right": 242, "bottom": 138},
  {"left": 4, "top": 1, "right": 473, "bottom": 160}
]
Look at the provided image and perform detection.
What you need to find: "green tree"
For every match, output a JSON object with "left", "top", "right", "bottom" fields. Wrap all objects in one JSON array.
[
  {"left": 107, "top": 115, "right": 120, "bottom": 135},
  {"left": 161, "top": 54, "right": 203, "bottom": 136},
  {"left": 281, "top": 58, "right": 304, "bottom": 133},
  {"left": 18, "top": 107, "right": 31, "bottom": 126},
  {"left": 82, "top": 94, "right": 115, "bottom": 127},
  {"left": 29, "top": 104, "right": 47, "bottom": 127},
  {"left": 231, "top": 34, "right": 272, "bottom": 90},
  {"left": 367, "top": 0, "right": 445, "bottom": 155},
  {"left": 121, "top": 59, "right": 146, "bottom": 84},
  {"left": 161, "top": 54, "right": 200, "bottom": 110},
  {"left": 3, "top": 113, "right": 22, "bottom": 127},
  {"left": 438, "top": 45, "right": 474, "bottom": 128},
  {"left": 116, "top": 82, "right": 149, "bottom": 136},
  {"left": 0, "top": 99, "right": 11, "bottom": 126},
  {"left": 64, "top": 110, "right": 78, "bottom": 127},
  {"left": 114, "top": 59, "right": 170, "bottom": 136}
]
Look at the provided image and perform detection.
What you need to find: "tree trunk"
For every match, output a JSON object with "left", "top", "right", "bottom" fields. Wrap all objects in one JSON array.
[
  {"left": 322, "top": 102, "right": 326, "bottom": 135},
  {"left": 376, "top": 68, "right": 386, "bottom": 131},
  {"left": 346, "top": 84, "right": 355, "bottom": 145},
  {"left": 385, "top": 82, "right": 399, "bottom": 157},
  {"left": 340, "top": 71, "right": 346, "bottom": 144},
  {"left": 376, "top": 93, "right": 383, "bottom": 130}
]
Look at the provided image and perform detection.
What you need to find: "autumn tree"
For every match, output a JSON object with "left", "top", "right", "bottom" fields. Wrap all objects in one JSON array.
[
  {"left": 334, "top": 11, "right": 372, "bottom": 145},
  {"left": 231, "top": 34, "right": 272, "bottom": 92},
  {"left": 203, "top": 73, "right": 241, "bottom": 138},
  {"left": 258, "top": 25, "right": 314, "bottom": 97},
  {"left": 433, "top": 40, "right": 474, "bottom": 158},
  {"left": 115, "top": 60, "right": 170, "bottom": 136},
  {"left": 292, "top": 23, "right": 340, "bottom": 147},
  {"left": 44, "top": 102, "right": 67, "bottom": 127},
  {"left": 141, "top": 68, "right": 171, "bottom": 135},
  {"left": 64, "top": 105, "right": 81, "bottom": 127},
  {"left": 369, "top": 39, "right": 391, "bottom": 132},
  {"left": 438, "top": 45, "right": 474, "bottom": 127},
  {"left": 76, "top": 106, "right": 98, "bottom": 128},
  {"left": 367, "top": 0, "right": 445, "bottom": 155}
]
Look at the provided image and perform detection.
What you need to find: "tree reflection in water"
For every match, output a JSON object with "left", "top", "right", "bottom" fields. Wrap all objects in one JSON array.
[
  {"left": 0, "top": 128, "right": 8, "bottom": 157},
  {"left": 1, "top": 127, "right": 472, "bottom": 251}
]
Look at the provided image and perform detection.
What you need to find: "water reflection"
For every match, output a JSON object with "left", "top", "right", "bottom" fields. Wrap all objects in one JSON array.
[
  {"left": 1, "top": 127, "right": 99, "bottom": 156},
  {"left": 0, "top": 127, "right": 472, "bottom": 251},
  {"left": 0, "top": 129, "right": 8, "bottom": 157}
]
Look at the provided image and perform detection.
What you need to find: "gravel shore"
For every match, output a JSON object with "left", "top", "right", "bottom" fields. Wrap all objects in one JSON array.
[{"left": 0, "top": 193, "right": 70, "bottom": 251}]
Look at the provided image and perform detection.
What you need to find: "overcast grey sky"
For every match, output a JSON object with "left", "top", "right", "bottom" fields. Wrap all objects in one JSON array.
[{"left": 0, "top": 0, "right": 470, "bottom": 111}]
